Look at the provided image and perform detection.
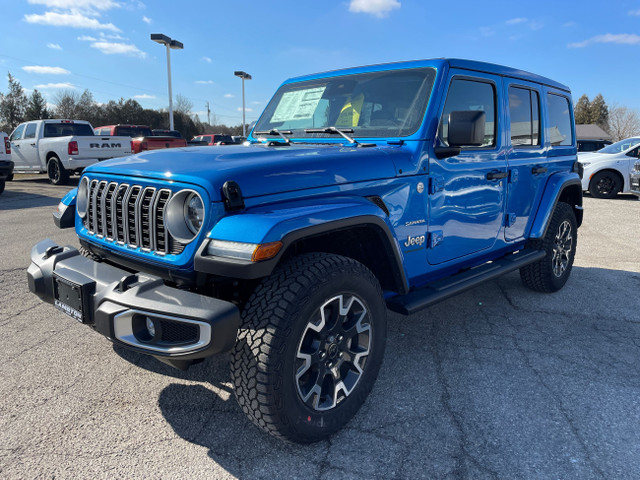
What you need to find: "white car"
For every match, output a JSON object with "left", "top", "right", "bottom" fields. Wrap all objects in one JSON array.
[{"left": 578, "top": 137, "right": 640, "bottom": 198}]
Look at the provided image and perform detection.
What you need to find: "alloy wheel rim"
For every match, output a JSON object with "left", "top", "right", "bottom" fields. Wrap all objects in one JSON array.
[
  {"left": 295, "top": 294, "right": 371, "bottom": 411},
  {"left": 552, "top": 220, "right": 573, "bottom": 277},
  {"left": 595, "top": 176, "right": 614, "bottom": 195}
]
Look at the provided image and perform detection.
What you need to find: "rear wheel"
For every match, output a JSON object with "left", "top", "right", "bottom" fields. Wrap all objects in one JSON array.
[
  {"left": 231, "top": 253, "right": 387, "bottom": 443},
  {"left": 520, "top": 202, "right": 577, "bottom": 292},
  {"left": 6, "top": 174, "right": 13, "bottom": 181},
  {"left": 0, "top": 179, "right": 5, "bottom": 195},
  {"left": 47, "top": 156, "right": 69, "bottom": 185},
  {"left": 589, "top": 170, "right": 621, "bottom": 199}
]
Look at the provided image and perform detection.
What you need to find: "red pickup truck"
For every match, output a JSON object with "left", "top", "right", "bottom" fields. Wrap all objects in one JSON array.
[{"left": 95, "top": 125, "right": 187, "bottom": 154}]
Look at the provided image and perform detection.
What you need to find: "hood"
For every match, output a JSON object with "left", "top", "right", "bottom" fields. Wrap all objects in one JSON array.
[{"left": 86, "top": 144, "right": 401, "bottom": 201}]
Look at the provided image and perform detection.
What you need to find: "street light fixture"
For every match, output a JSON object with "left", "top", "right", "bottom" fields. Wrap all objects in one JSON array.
[
  {"left": 234, "top": 70, "right": 252, "bottom": 137},
  {"left": 151, "top": 34, "right": 184, "bottom": 131}
]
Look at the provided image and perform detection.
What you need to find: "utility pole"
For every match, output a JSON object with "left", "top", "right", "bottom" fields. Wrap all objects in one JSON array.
[{"left": 205, "top": 101, "right": 211, "bottom": 125}]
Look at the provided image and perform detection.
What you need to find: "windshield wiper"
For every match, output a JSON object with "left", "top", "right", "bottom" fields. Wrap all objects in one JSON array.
[
  {"left": 254, "top": 129, "right": 293, "bottom": 144},
  {"left": 305, "top": 127, "right": 357, "bottom": 144}
]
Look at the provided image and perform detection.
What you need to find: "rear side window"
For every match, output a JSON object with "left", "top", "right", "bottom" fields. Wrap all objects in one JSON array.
[
  {"left": 509, "top": 87, "right": 540, "bottom": 147},
  {"left": 440, "top": 78, "right": 496, "bottom": 147},
  {"left": 547, "top": 94, "right": 572, "bottom": 146},
  {"left": 44, "top": 123, "right": 95, "bottom": 137}
]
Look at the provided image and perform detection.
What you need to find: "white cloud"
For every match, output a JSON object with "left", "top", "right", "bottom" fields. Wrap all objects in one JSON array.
[
  {"left": 202, "top": 56, "right": 212, "bottom": 63},
  {"left": 34, "top": 82, "right": 76, "bottom": 89},
  {"left": 90, "top": 41, "right": 146, "bottom": 58},
  {"left": 195, "top": 80, "right": 214, "bottom": 84},
  {"left": 24, "top": 12, "right": 120, "bottom": 31},
  {"left": 224, "top": 93, "right": 235, "bottom": 98},
  {"left": 47, "top": 43, "right": 62, "bottom": 50},
  {"left": 237, "top": 107, "right": 253, "bottom": 112},
  {"left": 22, "top": 65, "right": 70, "bottom": 75},
  {"left": 142, "top": 15, "right": 151, "bottom": 24},
  {"left": 348, "top": 0, "right": 400, "bottom": 18},
  {"left": 27, "top": 0, "right": 120, "bottom": 10},
  {"left": 506, "top": 17, "right": 527, "bottom": 25},
  {"left": 629, "top": 9, "right": 640, "bottom": 16},
  {"left": 251, "top": 101, "right": 262, "bottom": 105},
  {"left": 134, "top": 94, "right": 155, "bottom": 99},
  {"left": 77, "top": 35, "right": 97, "bottom": 41},
  {"left": 568, "top": 33, "right": 640, "bottom": 48}
]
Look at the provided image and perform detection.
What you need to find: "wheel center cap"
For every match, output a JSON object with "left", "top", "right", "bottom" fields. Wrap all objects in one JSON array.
[{"left": 327, "top": 343, "right": 339, "bottom": 359}]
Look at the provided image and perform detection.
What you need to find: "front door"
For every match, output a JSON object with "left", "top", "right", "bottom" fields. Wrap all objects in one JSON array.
[{"left": 427, "top": 72, "right": 507, "bottom": 265}]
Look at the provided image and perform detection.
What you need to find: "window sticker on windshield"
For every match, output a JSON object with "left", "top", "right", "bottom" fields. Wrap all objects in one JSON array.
[{"left": 271, "top": 86, "right": 326, "bottom": 123}]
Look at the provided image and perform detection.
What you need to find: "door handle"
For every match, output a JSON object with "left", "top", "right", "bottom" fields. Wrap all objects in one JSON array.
[
  {"left": 12, "top": 143, "right": 20, "bottom": 148},
  {"left": 486, "top": 171, "right": 508, "bottom": 180},
  {"left": 532, "top": 166, "right": 548, "bottom": 175},
  {"left": 30, "top": 143, "right": 36, "bottom": 146}
]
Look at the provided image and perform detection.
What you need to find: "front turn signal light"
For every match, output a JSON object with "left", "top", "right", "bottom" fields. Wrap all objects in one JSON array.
[{"left": 251, "top": 241, "right": 283, "bottom": 262}]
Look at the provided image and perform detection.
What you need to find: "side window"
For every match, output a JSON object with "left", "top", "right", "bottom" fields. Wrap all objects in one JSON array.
[
  {"left": 626, "top": 147, "right": 639, "bottom": 157},
  {"left": 509, "top": 86, "right": 540, "bottom": 147},
  {"left": 440, "top": 78, "right": 496, "bottom": 148},
  {"left": 10, "top": 124, "right": 25, "bottom": 141},
  {"left": 24, "top": 123, "right": 37, "bottom": 139},
  {"left": 547, "top": 94, "right": 573, "bottom": 146}
]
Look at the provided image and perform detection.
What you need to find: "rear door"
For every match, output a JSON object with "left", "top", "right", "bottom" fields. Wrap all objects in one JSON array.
[
  {"left": 504, "top": 81, "right": 547, "bottom": 241},
  {"left": 427, "top": 71, "right": 508, "bottom": 265}
]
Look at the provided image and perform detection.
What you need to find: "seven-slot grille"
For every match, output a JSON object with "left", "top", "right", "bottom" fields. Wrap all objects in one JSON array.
[{"left": 84, "top": 180, "right": 184, "bottom": 255}]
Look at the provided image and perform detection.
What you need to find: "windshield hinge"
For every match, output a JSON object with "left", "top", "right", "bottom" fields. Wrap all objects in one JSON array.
[{"left": 222, "top": 181, "right": 245, "bottom": 211}]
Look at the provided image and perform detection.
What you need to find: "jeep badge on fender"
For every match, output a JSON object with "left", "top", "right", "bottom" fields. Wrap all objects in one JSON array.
[{"left": 28, "top": 58, "right": 582, "bottom": 444}]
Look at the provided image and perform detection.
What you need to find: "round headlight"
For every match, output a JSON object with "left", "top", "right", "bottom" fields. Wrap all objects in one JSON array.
[
  {"left": 185, "top": 193, "right": 204, "bottom": 234},
  {"left": 165, "top": 190, "right": 205, "bottom": 243},
  {"left": 77, "top": 176, "right": 89, "bottom": 218}
]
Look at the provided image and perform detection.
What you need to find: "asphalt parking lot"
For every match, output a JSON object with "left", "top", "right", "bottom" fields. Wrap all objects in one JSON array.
[{"left": 1, "top": 175, "right": 639, "bottom": 479}]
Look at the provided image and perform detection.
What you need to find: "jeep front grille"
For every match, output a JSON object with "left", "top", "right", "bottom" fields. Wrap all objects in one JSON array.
[{"left": 84, "top": 180, "right": 185, "bottom": 255}]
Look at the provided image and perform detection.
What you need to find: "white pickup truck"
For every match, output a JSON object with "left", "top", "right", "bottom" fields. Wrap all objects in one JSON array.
[
  {"left": 0, "top": 132, "right": 12, "bottom": 195},
  {"left": 9, "top": 119, "right": 131, "bottom": 185}
]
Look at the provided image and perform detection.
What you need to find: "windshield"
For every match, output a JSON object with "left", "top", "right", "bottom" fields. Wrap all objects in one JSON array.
[
  {"left": 598, "top": 138, "right": 640, "bottom": 154},
  {"left": 253, "top": 67, "right": 436, "bottom": 139},
  {"left": 43, "top": 123, "right": 94, "bottom": 137}
]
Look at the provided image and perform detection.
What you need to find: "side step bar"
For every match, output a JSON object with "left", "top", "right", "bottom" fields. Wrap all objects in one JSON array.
[{"left": 386, "top": 249, "right": 545, "bottom": 315}]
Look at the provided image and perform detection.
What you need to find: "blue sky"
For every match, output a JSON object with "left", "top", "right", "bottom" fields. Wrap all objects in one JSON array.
[{"left": 4, "top": 0, "right": 640, "bottom": 126}]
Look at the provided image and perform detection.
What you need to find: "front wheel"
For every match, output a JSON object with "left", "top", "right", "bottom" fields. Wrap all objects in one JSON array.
[
  {"left": 0, "top": 179, "right": 5, "bottom": 195},
  {"left": 589, "top": 170, "right": 621, "bottom": 199},
  {"left": 520, "top": 202, "right": 577, "bottom": 292},
  {"left": 47, "top": 156, "right": 69, "bottom": 185},
  {"left": 231, "top": 253, "right": 387, "bottom": 443}
]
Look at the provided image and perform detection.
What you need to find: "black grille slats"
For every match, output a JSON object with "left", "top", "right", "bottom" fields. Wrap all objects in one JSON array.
[{"left": 83, "top": 181, "right": 175, "bottom": 255}]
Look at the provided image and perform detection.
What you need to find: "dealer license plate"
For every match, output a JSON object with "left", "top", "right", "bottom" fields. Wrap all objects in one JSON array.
[{"left": 53, "top": 276, "right": 85, "bottom": 323}]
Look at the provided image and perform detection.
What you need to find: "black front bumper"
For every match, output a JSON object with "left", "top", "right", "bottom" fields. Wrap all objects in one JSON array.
[
  {"left": 27, "top": 239, "right": 240, "bottom": 367},
  {"left": 0, "top": 160, "right": 13, "bottom": 180}
]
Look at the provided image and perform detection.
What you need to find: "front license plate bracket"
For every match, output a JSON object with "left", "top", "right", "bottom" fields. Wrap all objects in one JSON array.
[{"left": 53, "top": 269, "right": 95, "bottom": 323}]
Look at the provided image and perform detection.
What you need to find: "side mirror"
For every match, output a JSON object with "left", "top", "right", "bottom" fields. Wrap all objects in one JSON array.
[
  {"left": 434, "top": 110, "right": 486, "bottom": 159},
  {"left": 448, "top": 110, "right": 486, "bottom": 147}
]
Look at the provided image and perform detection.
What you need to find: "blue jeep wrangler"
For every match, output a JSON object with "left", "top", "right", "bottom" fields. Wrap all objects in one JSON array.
[{"left": 28, "top": 59, "right": 583, "bottom": 443}]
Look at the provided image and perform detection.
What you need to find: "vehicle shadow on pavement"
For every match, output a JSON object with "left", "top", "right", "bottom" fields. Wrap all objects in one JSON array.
[
  {"left": 0, "top": 178, "right": 79, "bottom": 211},
  {"left": 0, "top": 189, "right": 61, "bottom": 210}
]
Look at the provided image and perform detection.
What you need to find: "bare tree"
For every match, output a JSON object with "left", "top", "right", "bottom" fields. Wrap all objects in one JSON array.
[
  {"left": 607, "top": 103, "right": 640, "bottom": 141},
  {"left": 54, "top": 90, "right": 80, "bottom": 119},
  {"left": 174, "top": 94, "right": 193, "bottom": 115}
]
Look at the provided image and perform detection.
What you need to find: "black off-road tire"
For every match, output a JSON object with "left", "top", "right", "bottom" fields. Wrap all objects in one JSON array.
[
  {"left": 6, "top": 174, "right": 13, "bottom": 181},
  {"left": 520, "top": 202, "right": 577, "bottom": 292},
  {"left": 47, "top": 156, "right": 69, "bottom": 185},
  {"left": 231, "top": 253, "right": 387, "bottom": 443},
  {"left": 589, "top": 170, "right": 622, "bottom": 199},
  {"left": 0, "top": 179, "right": 5, "bottom": 195}
]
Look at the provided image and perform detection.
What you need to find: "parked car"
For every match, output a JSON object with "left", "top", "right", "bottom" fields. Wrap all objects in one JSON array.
[
  {"left": 9, "top": 120, "right": 131, "bottom": 184},
  {"left": 578, "top": 137, "right": 640, "bottom": 198},
  {"left": 577, "top": 139, "right": 612, "bottom": 152},
  {"left": 0, "top": 132, "right": 13, "bottom": 195},
  {"left": 630, "top": 161, "right": 640, "bottom": 197},
  {"left": 191, "top": 134, "right": 235, "bottom": 145},
  {"left": 152, "top": 129, "right": 183, "bottom": 138},
  {"left": 95, "top": 125, "right": 187, "bottom": 154},
  {"left": 28, "top": 58, "right": 582, "bottom": 443}
]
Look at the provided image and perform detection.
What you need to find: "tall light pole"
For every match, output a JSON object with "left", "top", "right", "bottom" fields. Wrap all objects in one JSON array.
[
  {"left": 234, "top": 71, "right": 251, "bottom": 137},
  {"left": 151, "top": 34, "right": 183, "bottom": 131}
]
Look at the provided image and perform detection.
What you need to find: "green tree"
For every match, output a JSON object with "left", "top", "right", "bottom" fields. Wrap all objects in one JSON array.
[
  {"left": 24, "top": 89, "right": 50, "bottom": 120},
  {"left": 54, "top": 90, "right": 80, "bottom": 119},
  {"left": 574, "top": 94, "right": 591, "bottom": 125},
  {"left": 589, "top": 93, "right": 609, "bottom": 130},
  {"left": 0, "top": 72, "right": 28, "bottom": 130}
]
